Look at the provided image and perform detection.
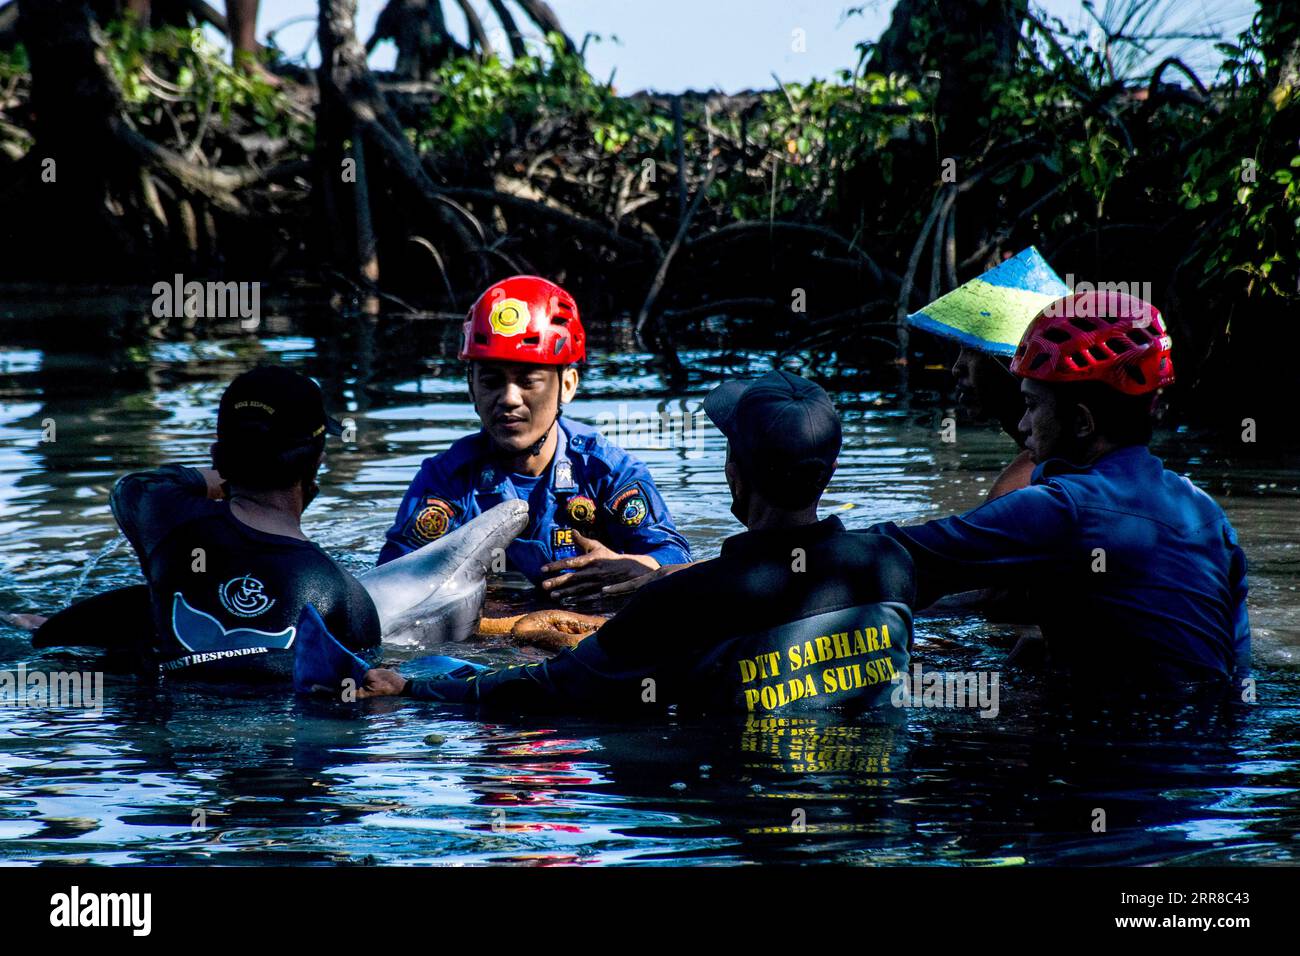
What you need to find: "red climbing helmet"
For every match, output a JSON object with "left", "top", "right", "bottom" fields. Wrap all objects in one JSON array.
[
  {"left": 459, "top": 275, "right": 586, "bottom": 366},
  {"left": 1010, "top": 290, "right": 1175, "bottom": 396}
]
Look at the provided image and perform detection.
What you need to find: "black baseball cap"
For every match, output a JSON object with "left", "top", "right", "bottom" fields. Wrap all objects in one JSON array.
[
  {"left": 703, "top": 370, "right": 842, "bottom": 507},
  {"left": 217, "top": 366, "right": 343, "bottom": 452}
]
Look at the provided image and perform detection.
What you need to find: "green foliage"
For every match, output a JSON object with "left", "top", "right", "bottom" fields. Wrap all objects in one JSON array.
[
  {"left": 416, "top": 38, "right": 928, "bottom": 225},
  {"left": 730, "top": 71, "right": 927, "bottom": 220},
  {"left": 419, "top": 37, "right": 663, "bottom": 160},
  {"left": 947, "top": 4, "right": 1300, "bottom": 313},
  {"left": 102, "top": 21, "right": 312, "bottom": 145},
  {"left": 0, "top": 45, "right": 28, "bottom": 82},
  {"left": 1177, "top": 8, "right": 1300, "bottom": 300}
]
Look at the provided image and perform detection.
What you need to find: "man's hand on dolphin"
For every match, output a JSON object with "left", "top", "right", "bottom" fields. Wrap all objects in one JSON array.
[{"left": 540, "top": 531, "right": 659, "bottom": 600}]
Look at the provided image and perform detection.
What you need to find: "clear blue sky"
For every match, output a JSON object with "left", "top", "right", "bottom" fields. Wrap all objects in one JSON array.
[{"left": 251, "top": 0, "right": 1257, "bottom": 93}]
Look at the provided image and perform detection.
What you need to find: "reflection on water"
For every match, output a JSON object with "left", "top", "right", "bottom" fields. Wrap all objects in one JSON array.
[{"left": 0, "top": 306, "right": 1298, "bottom": 866}]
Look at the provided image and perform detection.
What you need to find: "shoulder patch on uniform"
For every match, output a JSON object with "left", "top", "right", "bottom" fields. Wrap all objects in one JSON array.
[
  {"left": 412, "top": 497, "right": 456, "bottom": 542},
  {"left": 554, "top": 457, "right": 575, "bottom": 490},
  {"left": 608, "top": 483, "right": 649, "bottom": 526}
]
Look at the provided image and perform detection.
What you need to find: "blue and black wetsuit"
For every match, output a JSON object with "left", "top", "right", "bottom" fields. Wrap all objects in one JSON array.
[
  {"left": 402, "top": 516, "right": 915, "bottom": 714},
  {"left": 107, "top": 465, "right": 381, "bottom": 680},
  {"left": 870, "top": 445, "right": 1250, "bottom": 689}
]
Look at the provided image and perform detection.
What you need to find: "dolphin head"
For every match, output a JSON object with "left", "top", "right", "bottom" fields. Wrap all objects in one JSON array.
[{"left": 358, "top": 499, "right": 529, "bottom": 647}]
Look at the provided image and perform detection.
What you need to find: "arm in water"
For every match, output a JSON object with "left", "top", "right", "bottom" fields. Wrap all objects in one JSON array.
[
  {"left": 364, "top": 632, "right": 654, "bottom": 710},
  {"left": 912, "top": 453, "right": 1037, "bottom": 618},
  {"left": 869, "top": 481, "right": 1077, "bottom": 610},
  {"left": 360, "top": 585, "right": 668, "bottom": 708}
]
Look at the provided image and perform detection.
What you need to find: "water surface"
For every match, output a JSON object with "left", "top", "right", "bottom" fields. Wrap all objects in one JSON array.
[{"left": 1, "top": 304, "right": 1297, "bottom": 866}]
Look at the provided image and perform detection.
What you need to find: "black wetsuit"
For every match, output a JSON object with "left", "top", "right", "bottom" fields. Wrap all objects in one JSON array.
[
  {"left": 404, "top": 516, "right": 916, "bottom": 713},
  {"left": 105, "top": 465, "right": 380, "bottom": 680}
]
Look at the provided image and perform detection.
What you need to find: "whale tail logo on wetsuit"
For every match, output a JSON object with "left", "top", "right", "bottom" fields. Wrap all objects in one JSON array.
[{"left": 171, "top": 593, "right": 296, "bottom": 653}]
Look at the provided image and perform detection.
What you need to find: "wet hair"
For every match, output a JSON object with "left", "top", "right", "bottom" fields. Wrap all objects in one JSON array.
[
  {"left": 1049, "top": 381, "right": 1156, "bottom": 447},
  {"left": 211, "top": 435, "right": 325, "bottom": 491}
]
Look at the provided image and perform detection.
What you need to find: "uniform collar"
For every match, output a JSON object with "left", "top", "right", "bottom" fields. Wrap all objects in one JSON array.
[
  {"left": 1031, "top": 443, "right": 1153, "bottom": 483},
  {"left": 472, "top": 418, "right": 585, "bottom": 493},
  {"left": 720, "top": 515, "right": 845, "bottom": 559}
]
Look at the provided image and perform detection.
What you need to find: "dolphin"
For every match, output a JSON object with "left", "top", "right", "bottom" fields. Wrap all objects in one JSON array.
[
  {"left": 358, "top": 498, "right": 529, "bottom": 647},
  {"left": 30, "top": 499, "right": 530, "bottom": 652}
]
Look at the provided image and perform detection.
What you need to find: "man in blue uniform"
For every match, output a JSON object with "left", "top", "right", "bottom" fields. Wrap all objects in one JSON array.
[
  {"left": 378, "top": 275, "right": 691, "bottom": 599},
  {"left": 872, "top": 292, "right": 1251, "bottom": 693},
  {"left": 359, "top": 371, "right": 915, "bottom": 713}
]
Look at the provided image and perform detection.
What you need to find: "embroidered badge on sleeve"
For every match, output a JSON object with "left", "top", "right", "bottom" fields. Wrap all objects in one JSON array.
[
  {"left": 609, "top": 483, "right": 649, "bottom": 527},
  {"left": 412, "top": 497, "right": 456, "bottom": 542}
]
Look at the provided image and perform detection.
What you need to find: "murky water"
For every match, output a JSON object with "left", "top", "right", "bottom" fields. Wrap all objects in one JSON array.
[{"left": 1, "top": 304, "right": 1297, "bottom": 866}]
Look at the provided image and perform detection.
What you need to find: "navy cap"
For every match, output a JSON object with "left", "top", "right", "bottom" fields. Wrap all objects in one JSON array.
[
  {"left": 217, "top": 366, "right": 343, "bottom": 452},
  {"left": 703, "top": 370, "right": 842, "bottom": 506}
]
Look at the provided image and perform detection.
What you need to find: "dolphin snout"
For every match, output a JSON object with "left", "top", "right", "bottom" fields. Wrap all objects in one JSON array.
[{"left": 360, "top": 498, "right": 531, "bottom": 646}]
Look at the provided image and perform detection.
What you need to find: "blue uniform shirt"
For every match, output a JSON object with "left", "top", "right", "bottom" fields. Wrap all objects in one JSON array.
[
  {"left": 871, "top": 445, "right": 1250, "bottom": 685},
  {"left": 378, "top": 418, "right": 692, "bottom": 582}
]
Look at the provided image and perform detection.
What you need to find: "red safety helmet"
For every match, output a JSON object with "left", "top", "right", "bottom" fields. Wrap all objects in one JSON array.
[
  {"left": 459, "top": 275, "right": 586, "bottom": 366},
  {"left": 1010, "top": 290, "right": 1174, "bottom": 396}
]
